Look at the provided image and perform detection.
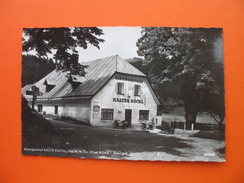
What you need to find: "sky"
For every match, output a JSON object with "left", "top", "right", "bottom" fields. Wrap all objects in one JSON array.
[
  {"left": 78, "top": 27, "right": 142, "bottom": 62},
  {"left": 23, "top": 27, "right": 143, "bottom": 62},
  {"left": 23, "top": 27, "right": 224, "bottom": 63}
]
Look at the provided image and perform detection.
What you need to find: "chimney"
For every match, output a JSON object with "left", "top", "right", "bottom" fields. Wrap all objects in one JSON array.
[{"left": 55, "top": 60, "right": 60, "bottom": 71}]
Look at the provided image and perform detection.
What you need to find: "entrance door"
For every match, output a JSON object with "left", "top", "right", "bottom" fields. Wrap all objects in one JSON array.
[{"left": 125, "top": 109, "right": 132, "bottom": 127}]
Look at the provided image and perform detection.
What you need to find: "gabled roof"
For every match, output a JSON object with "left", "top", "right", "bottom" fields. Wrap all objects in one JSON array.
[
  {"left": 66, "top": 55, "right": 146, "bottom": 97},
  {"left": 22, "top": 55, "right": 146, "bottom": 100},
  {"left": 22, "top": 69, "right": 85, "bottom": 100}
]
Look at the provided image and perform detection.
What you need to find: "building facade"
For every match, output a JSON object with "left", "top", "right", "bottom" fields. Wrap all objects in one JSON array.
[{"left": 22, "top": 55, "right": 161, "bottom": 127}]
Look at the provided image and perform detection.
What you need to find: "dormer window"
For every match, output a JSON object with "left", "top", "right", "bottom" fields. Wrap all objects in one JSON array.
[
  {"left": 71, "top": 81, "right": 82, "bottom": 90},
  {"left": 44, "top": 79, "right": 56, "bottom": 92},
  {"left": 67, "top": 76, "right": 82, "bottom": 90}
]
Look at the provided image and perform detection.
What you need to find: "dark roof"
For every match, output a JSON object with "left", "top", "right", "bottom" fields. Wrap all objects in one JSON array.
[
  {"left": 22, "top": 55, "right": 146, "bottom": 99},
  {"left": 67, "top": 55, "right": 145, "bottom": 97},
  {"left": 23, "top": 69, "right": 80, "bottom": 100}
]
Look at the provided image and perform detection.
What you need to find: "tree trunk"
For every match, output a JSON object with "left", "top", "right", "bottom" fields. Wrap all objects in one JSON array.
[
  {"left": 184, "top": 107, "right": 198, "bottom": 130},
  {"left": 180, "top": 74, "right": 198, "bottom": 130},
  {"left": 218, "top": 117, "right": 225, "bottom": 131}
]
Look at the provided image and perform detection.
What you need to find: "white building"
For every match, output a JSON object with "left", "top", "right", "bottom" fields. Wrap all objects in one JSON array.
[{"left": 22, "top": 55, "right": 161, "bottom": 127}]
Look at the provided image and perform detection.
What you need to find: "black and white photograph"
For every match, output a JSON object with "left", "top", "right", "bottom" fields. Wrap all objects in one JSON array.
[{"left": 21, "top": 26, "right": 225, "bottom": 162}]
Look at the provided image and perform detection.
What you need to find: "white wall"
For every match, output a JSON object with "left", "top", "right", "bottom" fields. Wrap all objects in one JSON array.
[
  {"left": 35, "top": 98, "right": 91, "bottom": 123},
  {"left": 91, "top": 73, "right": 159, "bottom": 127},
  {"left": 32, "top": 73, "right": 159, "bottom": 127},
  {"left": 61, "top": 99, "right": 91, "bottom": 123}
]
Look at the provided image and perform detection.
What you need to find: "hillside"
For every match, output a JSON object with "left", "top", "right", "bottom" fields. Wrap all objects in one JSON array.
[
  {"left": 22, "top": 96, "right": 56, "bottom": 149},
  {"left": 22, "top": 55, "right": 56, "bottom": 87}
]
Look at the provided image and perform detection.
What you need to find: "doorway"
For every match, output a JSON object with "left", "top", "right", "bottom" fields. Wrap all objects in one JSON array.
[{"left": 125, "top": 109, "right": 132, "bottom": 127}]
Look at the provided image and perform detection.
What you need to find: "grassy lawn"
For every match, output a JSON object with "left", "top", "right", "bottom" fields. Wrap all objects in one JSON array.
[
  {"left": 162, "top": 107, "right": 218, "bottom": 124},
  {"left": 190, "top": 131, "right": 225, "bottom": 141}
]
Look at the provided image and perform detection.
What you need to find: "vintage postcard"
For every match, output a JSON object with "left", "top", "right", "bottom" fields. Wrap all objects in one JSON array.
[{"left": 21, "top": 26, "right": 225, "bottom": 161}]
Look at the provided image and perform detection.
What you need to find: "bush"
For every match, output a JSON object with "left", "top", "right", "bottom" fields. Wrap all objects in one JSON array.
[
  {"left": 177, "top": 100, "right": 184, "bottom": 107},
  {"left": 162, "top": 108, "right": 171, "bottom": 114},
  {"left": 156, "top": 121, "right": 174, "bottom": 134}
]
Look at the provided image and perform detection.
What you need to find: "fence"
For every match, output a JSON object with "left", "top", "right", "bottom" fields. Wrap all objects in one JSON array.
[
  {"left": 170, "top": 121, "right": 219, "bottom": 131},
  {"left": 170, "top": 121, "right": 186, "bottom": 130},
  {"left": 195, "top": 123, "right": 218, "bottom": 130}
]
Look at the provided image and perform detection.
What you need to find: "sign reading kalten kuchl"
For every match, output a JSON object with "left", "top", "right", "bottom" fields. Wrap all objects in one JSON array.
[{"left": 113, "top": 98, "right": 143, "bottom": 104}]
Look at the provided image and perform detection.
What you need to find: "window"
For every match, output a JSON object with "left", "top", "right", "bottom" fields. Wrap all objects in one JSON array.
[
  {"left": 37, "top": 105, "right": 43, "bottom": 113},
  {"left": 139, "top": 110, "right": 149, "bottom": 120},
  {"left": 117, "top": 83, "right": 124, "bottom": 94},
  {"left": 54, "top": 106, "right": 58, "bottom": 115},
  {"left": 44, "top": 79, "right": 56, "bottom": 92},
  {"left": 134, "top": 85, "right": 140, "bottom": 96},
  {"left": 101, "top": 109, "right": 114, "bottom": 120}
]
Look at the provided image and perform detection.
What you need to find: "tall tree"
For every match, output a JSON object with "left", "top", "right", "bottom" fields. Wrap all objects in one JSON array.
[
  {"left": 22, "top": 55, "right": 56, "bottom": 87},
  {"left": 137, "top": 27, "right": 224, "bottom": 129},
  {"left": 127, "top": 57, "right": 181, "bottom": 103},
  {"left": 22, "top": 27, "right": 104, "bottom": 78}
]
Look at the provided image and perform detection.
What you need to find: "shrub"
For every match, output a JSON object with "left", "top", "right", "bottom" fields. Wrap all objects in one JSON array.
[
  {"left": 177, "top": 100, "right": 184, "bottom": 107},
  {"left": 157, "top": 121, "right": 174, "bottom": 134}
]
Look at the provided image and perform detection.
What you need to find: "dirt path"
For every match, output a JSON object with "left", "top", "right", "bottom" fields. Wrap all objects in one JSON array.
[
  {"left": 121, "top": 130, "right": 225, "bottom": 162},
  {"left": 54, "top": 121, "right": 225, "bottom": 162},
  {"left": 25, "top": 119, "right": 225, "bottom": 162}
]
